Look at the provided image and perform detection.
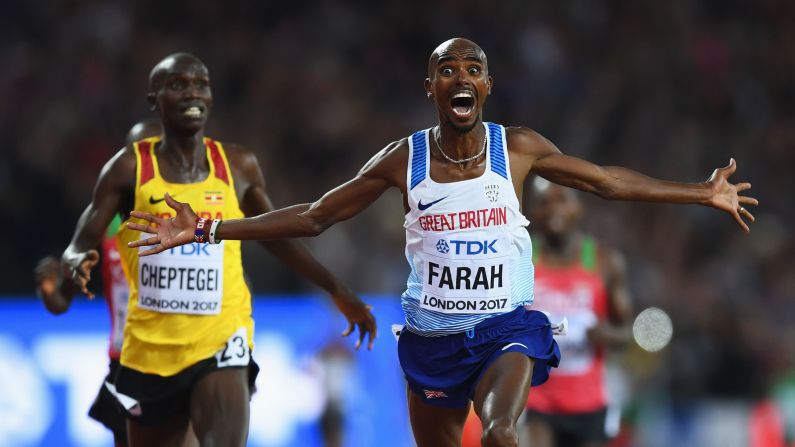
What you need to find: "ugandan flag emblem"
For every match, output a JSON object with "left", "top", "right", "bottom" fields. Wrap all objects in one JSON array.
[{"left": 205, "top": 191, "right": 224, "bottom": 205}]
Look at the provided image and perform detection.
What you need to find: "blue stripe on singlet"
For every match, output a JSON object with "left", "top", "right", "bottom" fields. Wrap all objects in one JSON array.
[
  {"left": 487, "top": 122, "right": 508, "bottom": 179},
  {"left": 410, "top": 131, "right": 427, "bottom": 190}
]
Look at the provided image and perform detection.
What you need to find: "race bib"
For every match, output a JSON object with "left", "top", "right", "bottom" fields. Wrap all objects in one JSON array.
[
  {"left": 419, "top": 233, "right": 512, "bottom": 314},
  {"left": 137, "top": 236, "right": 224, "bottom": 315},
  {"left": 215, "top": 327, "right": 250, "bottom": 367},
  {"left": 553, "top": 311, "right": 597, "bottom": 374}
]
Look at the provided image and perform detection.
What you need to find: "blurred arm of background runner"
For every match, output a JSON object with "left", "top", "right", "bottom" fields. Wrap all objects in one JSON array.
[
  {"left": 35, "top": 256, "right": 72, "bottom": 314},
  {"left": 588, "top": 249, "right": 633, "bottom": 347}
]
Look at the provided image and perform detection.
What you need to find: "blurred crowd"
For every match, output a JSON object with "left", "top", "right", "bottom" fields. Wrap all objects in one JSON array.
[{"left": 3, "top": 0, "right": 794, "bottom": 440}]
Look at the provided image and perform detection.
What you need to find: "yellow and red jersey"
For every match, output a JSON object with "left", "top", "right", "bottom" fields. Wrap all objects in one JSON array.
[{"left": 117, "top": 136, "right": 253, "bottom": 376}]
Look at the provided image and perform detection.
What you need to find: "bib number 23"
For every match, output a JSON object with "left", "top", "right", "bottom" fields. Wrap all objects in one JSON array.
[{"left": 215, "top": 327, "right": 250, "bottom": 367}]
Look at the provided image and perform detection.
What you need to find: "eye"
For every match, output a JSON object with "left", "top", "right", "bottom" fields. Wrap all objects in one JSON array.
[
  {"left": 167, "top": 80, "right": 183, "bottom": 90},
  {"left": 468, "top": 66, "right": 481, "bottom": 75},
  {"left": 440, "top": 67, "right": 453, "bottom": 76}
]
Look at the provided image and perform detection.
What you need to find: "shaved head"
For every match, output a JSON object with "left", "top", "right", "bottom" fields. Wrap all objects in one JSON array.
[
  {"left": 148, "top": 53, "right": 207, "bottom": 92},
  {"left": 428, "top": 38, "right": 488, "bottom": 78}
]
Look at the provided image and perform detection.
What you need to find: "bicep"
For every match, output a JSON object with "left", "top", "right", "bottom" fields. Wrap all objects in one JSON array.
[
  {"left": 532, "top": 152, "right": 612, "bottom": 195},
  {"left": 69, "top": 154, "right": 132, "bottom": 251},
  {"left": 303, "top": 141, "right": 403, "bottom": 228},
  {"left": 304, "top": 173, "right": 391, "bottom": 227}
]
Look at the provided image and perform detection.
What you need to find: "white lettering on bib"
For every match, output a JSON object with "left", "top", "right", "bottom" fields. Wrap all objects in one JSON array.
[{"left": 137, "top": 236, "right": 224, "bottom": 315}]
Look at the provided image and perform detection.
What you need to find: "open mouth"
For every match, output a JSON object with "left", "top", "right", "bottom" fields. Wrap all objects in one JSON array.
[
  {"left": 450, "top": 91, "right": 475, "bottom": 118},
  {"left": 182, "top": 105, "right": 205, "bottom": 118}
]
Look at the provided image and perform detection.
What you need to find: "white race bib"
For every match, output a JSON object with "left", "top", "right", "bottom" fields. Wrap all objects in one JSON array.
[
  {"left": 419, "top": 233, "right": 512, "bottom": 314},
  {"left": 215, "top": 327, "right": 250, "bottom": 367},
  {"left": 137, "top": 236, "right": 224, "bottom": 315}
]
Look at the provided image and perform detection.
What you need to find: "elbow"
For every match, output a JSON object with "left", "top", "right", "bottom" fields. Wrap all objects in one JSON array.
[
  {"left": 593, "top": 183, "right": 620, "bottom": 201},
  {"left": 300, "top": 214, "right": 331, "bottom": 237},
  {"left": 307, "top": 220, "right": 329, "bottom": 237}
]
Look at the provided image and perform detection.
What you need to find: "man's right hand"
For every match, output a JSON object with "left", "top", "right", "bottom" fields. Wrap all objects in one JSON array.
[
  {"left": 63, "top": 250, "right": 100, "bottom": 299},
  {"left": 127, "top": 193, "right": 198, "bottom": 256},
  {"left": 35, "top": 256, "right": 60, "bottom": 300}
]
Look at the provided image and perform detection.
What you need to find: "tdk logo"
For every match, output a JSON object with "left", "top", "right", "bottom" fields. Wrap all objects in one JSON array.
[
  {"left": 167, "top": 243, "right": 212, "bottom": 256},
  {"left": 437, "top": 239, "right": 498, "bottom": 255}
]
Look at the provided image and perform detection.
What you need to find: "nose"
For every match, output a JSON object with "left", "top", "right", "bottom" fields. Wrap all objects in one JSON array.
[
  {"left": 184, "top": 83, "right": 201, "bottom": 99},
  {"left": 454, "top": 66, "right": 473, "bottom": 86}
]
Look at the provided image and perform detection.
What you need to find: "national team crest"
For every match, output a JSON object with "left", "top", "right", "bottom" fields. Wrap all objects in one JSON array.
[
  {"left": 205, "top": 191, "right": 224, "bottom": 205},
  {"left": 485, "top": 184, "right": 499, "bottom": 203}
]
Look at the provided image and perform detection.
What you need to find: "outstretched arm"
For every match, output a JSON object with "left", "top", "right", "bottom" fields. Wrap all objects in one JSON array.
[
  {"left": 128, "top": 140, "right": 406, "bottom": 251},
  {"left": 236, "top": 149, "right": 377, "bottom": 350},
  {"left": 512, "top": 128, "right": 758, "bottom": 231}
]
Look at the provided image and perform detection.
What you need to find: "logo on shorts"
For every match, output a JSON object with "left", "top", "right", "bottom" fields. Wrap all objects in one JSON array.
[
  {"left": 436, "top": 239, "right": 450, "bottom": 254},
  {"left": 485, "top": 184, "right": 499, "bottom": 203},
  {"left": 423, "top": 389, "right": 448, "bottom": 399}
]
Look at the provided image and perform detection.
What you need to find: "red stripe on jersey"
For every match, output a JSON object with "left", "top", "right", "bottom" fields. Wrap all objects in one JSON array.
[
  {"left": 138, "top": 140, "right": 154, "bottom": 185},
  {"left": 206, "top": 139, "right": 229, "bottom": 185}
]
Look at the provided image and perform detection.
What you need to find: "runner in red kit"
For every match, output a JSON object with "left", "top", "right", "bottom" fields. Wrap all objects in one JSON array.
[{"left": 521, "top": 179, "right": 632, "bottom": 447}]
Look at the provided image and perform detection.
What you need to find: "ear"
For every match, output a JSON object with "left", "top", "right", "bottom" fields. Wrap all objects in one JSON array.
[
  {"left": 487, "top": 76, "right": 493, "bottom": 95},
  {"left": 424, "top": 78, "right": 432, "bottom": 98},
  {"left": 147, "top": 92, "right": 157, "bottom": 111}
]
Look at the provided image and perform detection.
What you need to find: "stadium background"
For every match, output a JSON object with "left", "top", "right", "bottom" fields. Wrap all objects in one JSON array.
[{"left": 1, "top": 0, "right": 794, "bottom": 446}]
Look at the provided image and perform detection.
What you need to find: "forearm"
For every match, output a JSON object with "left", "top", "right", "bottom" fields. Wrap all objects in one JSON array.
[
  {"left": 595, "top": 166, "right": 712, "bottom": 204},
  {"left": 217, "top": 203, "right": 325, "bottom": 241},
  {"left": 534, "top": 153, "right": 714, "bottom": 204}
]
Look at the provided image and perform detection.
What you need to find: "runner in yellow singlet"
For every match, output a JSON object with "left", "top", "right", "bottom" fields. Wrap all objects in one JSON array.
[{"left": 57, "top": 53, "right": 376, "bottom": 447}]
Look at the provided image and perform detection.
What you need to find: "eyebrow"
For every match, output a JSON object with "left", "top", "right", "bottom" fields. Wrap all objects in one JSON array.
[{"left": 437, "top": 54, "right": 484, "bottom": 65}]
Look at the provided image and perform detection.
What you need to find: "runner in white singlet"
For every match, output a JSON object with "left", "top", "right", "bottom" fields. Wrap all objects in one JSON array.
[{"left": 126, "top": 38, "right": 757, "bottom": 447}]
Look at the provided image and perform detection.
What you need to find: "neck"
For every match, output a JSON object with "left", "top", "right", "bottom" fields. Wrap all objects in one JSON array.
[
  {"left": 159, "top": 128, "right": 206, "bottom": 169},
  {"left": 435, "top": 120, "right": 486, "bottom": 167},
  {"left": 538, "top": 231, "right": 581, "bottom": 265}
]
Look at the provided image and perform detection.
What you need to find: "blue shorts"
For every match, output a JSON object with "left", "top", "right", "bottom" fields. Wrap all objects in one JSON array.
[{"left": 398, "top": 308, "right": 561, "bottom": 408}]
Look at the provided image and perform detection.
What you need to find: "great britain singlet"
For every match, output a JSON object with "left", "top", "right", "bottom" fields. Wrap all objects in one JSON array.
[
  {"left": 117, "top": 136, "right": 253, "bottom": 376},
  {"left": 402, "top": 122, "right": 535, "bottom": 336},
  {"left": 526, "top": 237, "right": 609, "bottom": 413}
]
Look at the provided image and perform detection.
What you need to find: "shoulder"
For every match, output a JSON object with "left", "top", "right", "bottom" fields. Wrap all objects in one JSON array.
[
  {"left": 504, "top": 126, "right": 559, "bottom": 157},
  {"left": 357, "top": 138, "right": 409, "bottom": 187},
  {"left": 360, "top": 138, "right": 409, "bottom": 174},
  {"left": 216, "top": 140, "right": 257, "bottom": 163},
  {"left": 214, "top": 141, "right": 263, "bottom": 179},
  {"left": 91, "top": 146, "right": 137, "bottom": 194},
  {"left": 103, "top": 145, "right": 137, "bottom": 177}
]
